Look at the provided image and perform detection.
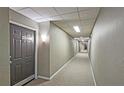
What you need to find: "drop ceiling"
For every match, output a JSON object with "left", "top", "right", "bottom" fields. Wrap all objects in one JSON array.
[{"left": 10, "top": 7, "right": 100, "bottom": 38}]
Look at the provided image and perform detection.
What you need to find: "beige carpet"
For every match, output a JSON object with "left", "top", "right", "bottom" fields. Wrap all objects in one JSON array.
[{"left": 26, "top": 53, "right": 95, "bottom": 86}]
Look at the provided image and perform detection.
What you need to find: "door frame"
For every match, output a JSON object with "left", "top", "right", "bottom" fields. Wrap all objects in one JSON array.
[{"left": 9, "top": 21, "right": 38, "bottom": 85}]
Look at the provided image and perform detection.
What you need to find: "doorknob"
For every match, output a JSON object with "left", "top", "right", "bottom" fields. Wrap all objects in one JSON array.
[
  {"left": 10, "top": 56, "right": 12, "bottom": 61},
  {"left": 10, "top": 56, "right": 12, "bottom": 64}
]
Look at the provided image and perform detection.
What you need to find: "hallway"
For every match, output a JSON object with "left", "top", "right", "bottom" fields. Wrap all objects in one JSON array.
[
  {"left": 26, "top": 53, "right": 94, "bottom": 86},
  {"left": 1, "top": 7, "right": 124, "bottom": 86}
]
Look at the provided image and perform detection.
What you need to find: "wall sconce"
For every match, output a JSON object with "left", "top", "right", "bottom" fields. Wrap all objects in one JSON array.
[{"left": 41, "top": 34, "right": 47, "bottom": 42}]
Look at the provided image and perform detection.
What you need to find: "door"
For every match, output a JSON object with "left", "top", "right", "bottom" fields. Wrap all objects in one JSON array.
[{"left": 10, "top": 23, "right": 35, "bottom": 85}]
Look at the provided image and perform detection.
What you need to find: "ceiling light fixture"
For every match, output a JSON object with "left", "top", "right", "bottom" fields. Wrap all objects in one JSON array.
[{"left": 73, "top": 26, "right": 80, "bottom": 33}]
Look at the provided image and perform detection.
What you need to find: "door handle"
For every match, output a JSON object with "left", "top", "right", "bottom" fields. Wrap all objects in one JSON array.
[
  {"left": 10, "top": 56, "right": 12, "bottom": 64},
  {"left": 10, "top": 56, "right": 12, "bottom": 61}
]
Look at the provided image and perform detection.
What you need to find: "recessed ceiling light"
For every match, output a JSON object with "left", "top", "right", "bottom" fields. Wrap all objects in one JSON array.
[{"left": 73, "top": 26, "right": 80, "bottom": 32}]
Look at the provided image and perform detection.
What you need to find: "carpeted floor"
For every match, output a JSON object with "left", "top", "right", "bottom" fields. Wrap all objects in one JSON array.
[{"left": 25, "top": 53, "right": 95, "bottom": 86}]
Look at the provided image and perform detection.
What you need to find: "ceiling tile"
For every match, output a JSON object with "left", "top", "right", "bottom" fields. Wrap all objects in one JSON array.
[
  {"left": 10, "top": 7, "right": 100, "bottom": 38},
  {"left": 79, "top": 12, "right": 96, "bottom": 20},
  {"left": 61, "top": 12, "right": 79, "bottom": 20},
  {"left": 55, "top": 7, "right": 77, "bottom": 14},
  {"left": 79, "top": 8, "right": 99, "bottom": 20},
  {"left": 35, "top": 15, "right": 63, "bottom": 22},
  {"left": 60, "top": 27, "right": 76, "bottom": 37},
  {"left": 66, "top": 20, "right": 81, "bottom": 27},
  {"left": 54, "top": 21, "right": 69, "bottom": 28},
  {"left": 48, "top": 16, "right": 63, "bottom": 21},
  {"left": 31, "top": 7, "right": 58, "bottom": 18},
  {"left": 35, "top": 18, "right": 49, "bottom": 22},
  {"left": 78, "top": 7, "right": 97, "bottom": 11},
  {"left": 10, "top": 7, "right": 26, "bottom": 11},
  {"left": 80, "top": 19, "right": 95, "bottom": 26},
  {"left": 18, "top": 8, "right": 42, "bottom": 20},
  {"left": 53, "top": 21, "right": 65, "bottom": 25}
]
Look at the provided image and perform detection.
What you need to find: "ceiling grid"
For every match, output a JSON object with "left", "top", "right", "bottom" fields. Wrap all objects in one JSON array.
[{"left": 10, "top": 7, "right": 100, "bottom": 37}]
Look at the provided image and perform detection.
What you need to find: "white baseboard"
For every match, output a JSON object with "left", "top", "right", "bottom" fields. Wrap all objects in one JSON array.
[
  {"left": 13, "top": 75, "right": 35, "bottom": 86},
  {"left": 38, "top": 56, "right": 75, "bottom": 80},
  {"left": 50, "top": 56, "right": 75, "bottom": 80},
  {"left": 38, "top": 75, "right": 50, "bottom": 80},
  {"left": 89, "top": 61, "right": 97, "bottom": 86}
]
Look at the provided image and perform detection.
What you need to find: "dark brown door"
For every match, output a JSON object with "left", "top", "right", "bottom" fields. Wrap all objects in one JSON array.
[{"left": 10, "top": 24, "right": 35, "bottom": 85}]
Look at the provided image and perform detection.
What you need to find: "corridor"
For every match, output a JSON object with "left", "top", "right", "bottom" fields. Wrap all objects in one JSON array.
[
  {"left": 1, "top": 7, "right": 124, "bottom": 86},
  {"left": 26, "top": 53, "right": 94, "bottom": 86}
]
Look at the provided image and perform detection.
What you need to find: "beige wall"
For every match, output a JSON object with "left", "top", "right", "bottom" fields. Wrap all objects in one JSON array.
[
  {"left": 37, "top": 22, "right": 75, "bottom": 77},
  {"left": 0, "top": 8, "right": 10, "bottom": 86},
  {"left": 73, "top": 39, "right": 79, "bottom": 55},
  {"left": 38, "top": 21, "right": 50, "bottom": 77},
  {"left": 50, "top": 23, "right": 74, "bottom": 76},
  {"left": 88, "top": 39, "right": 91, "bottom": 58},
  {"left": 79, "top": 42, "right": 84, "bottom": 52},
  {"left": 91, "top": 8, "right": 124, "bottom": 85}
]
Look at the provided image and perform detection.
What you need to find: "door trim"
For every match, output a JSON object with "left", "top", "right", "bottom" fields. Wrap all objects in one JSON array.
[
  {"left": 13, "top": 75, "right": 34, "bottom": 86},
  {"left": 9, "top": 21, "right": 38, "bottom": 83},
  {"left": 9, "top": 21, "right": 38, "bottom": 31}
]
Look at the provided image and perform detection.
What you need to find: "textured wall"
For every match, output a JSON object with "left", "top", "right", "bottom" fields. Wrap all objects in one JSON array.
[
  {"left": 38, "top": 22, "right": 50, "bottom": 77},
  {"left": 0, "top": 8, "right": 10, "bottom": 85},
  {"left": 50, "top": 23, "right": 74, "bottom": 76},
  {"left": 73, "top": 39, "right": 79, "bottom": 55},
  {"left": 91, "top": 8, "right": 124, "bottom": 85}
]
